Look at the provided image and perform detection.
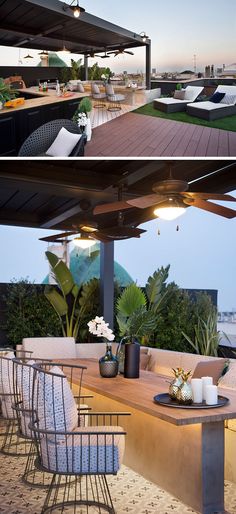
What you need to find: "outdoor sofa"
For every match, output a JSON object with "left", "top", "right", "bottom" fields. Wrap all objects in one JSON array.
[
  {"left": 186, "top": 85, "right": 236, "bottom": 121},
  {"left": 153, "top": 85, "right": 204, "bottom": 113}
]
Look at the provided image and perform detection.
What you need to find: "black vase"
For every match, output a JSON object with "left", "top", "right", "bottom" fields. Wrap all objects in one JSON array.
[
  {"left": 99, "top": 343, "right": 118, "bottom": 378},
  {"left": 124, "top": 339, "right": 140, "bottom": 379}
]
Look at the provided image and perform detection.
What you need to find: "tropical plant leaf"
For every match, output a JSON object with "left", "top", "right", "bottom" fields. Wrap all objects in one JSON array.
[
  {"left": 129, "top": 306, "right": 157, "bottom": 337},
  {"left": 116, "top": 283, "right": 146, "bottom": 317},
  {"left": 44, "top": 286, "right": 68, "bottom": 316},
  {"left": 46, "top": 251, "right": 74, "bottom": 296},
  {"left": 116, "top": 312, "right": 128, "bottom": 337},
  {"left": 145, "top": 265, "right": 170, "bottom": 312}
]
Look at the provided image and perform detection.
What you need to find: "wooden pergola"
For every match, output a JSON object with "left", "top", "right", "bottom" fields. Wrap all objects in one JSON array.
[
  {"left": 0, "top": 0, "right": 151, "bottom": 87},
  {"left": 0, "top": 159, "right": 235, "bottom": 325}
]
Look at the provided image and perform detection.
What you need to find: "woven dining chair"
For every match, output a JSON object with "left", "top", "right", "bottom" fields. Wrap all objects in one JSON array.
[
  {"left": 30, "top": 363, "right": 130, "bottom": 513},
  {"left": 0, "top": 352, "right": 34, "bottom": 456}
]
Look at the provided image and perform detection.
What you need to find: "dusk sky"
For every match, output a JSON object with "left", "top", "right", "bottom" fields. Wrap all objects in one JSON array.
[
  {"left": 0, "top": 0, "right": 235, "bottom": 72},
  {"left": 0, "top": 195, "right": 235, "bottom": 311}
]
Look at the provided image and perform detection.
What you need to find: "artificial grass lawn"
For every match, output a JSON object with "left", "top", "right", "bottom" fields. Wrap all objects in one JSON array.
[{"left": 133, "top": 102, "right": 236, "bottom": 132}]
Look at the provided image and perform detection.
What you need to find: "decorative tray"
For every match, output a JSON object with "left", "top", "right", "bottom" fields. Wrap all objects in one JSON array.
[{"left": 153, "top": 393, "right": 229, "bottom": 409}]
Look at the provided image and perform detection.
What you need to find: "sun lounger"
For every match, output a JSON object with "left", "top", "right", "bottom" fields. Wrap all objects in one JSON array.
[
  {"left": 153, "top": 86, "right": 204, "bottom": 113},
  {"left": 186, "top": 85, "right": 236, "bottom": 121}
]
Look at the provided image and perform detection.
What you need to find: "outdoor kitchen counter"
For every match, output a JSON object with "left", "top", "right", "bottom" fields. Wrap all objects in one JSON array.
[
  {"left": 0, "top": 88, "right": 90, "bottom": 156},
  {"left": 63, "top": 358, "right": 235, "bottom": 514},
  {"left": 0, "top": 87, "right": 91, "bottom": 114}
]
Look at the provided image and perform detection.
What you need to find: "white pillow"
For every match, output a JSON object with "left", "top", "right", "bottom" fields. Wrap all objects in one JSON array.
[
  {"left": 37, "top": 366, "right": 78, "bottom": 439},
  {"left": 174, "top": 90, "right": 186, "bottom": 100},
  {"left": 220, "top": 94, "right": 236, "bottom": 106},
  {"left": 46, "top": 127, "right": 81, "bottom": 157}
]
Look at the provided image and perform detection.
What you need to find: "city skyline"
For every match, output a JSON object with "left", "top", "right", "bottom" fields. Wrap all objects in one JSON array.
[{"left": 0, "top": 0, "right": 235, "bottom": 73}]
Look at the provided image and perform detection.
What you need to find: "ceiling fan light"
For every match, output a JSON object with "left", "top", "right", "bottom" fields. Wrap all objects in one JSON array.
[
  {"left": 73, "top": 236, "right": 96, "bottom": 249},
  {"left": 154, "top": 206, "right": 186, "bottom": 221}
]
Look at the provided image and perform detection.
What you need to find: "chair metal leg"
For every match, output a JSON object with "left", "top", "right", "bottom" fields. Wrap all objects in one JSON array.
[
  {"left": 22, "top": 441, "right": 52, "bottom": 488},
  {"left": 0, "top": 419, "right": 32, "bottom": 456},
  {"left": 107, "top": 101, "right": 122, "bottom": 112},
  {"left": 40, "top": 474, "right": 115, "bottom": 513}
]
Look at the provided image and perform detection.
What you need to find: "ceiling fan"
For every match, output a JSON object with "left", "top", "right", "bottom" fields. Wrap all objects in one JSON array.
[
  {"left": 84, "top": 50, "right": 101, "bottom": 58},
  {"left": 40, "top": 217, "right": 146, "bottom": 246},
  {"left": 93, "top": 169, "right": 236, "bottom": 220},
  {"left": 107, "top": 48, "right": 134, "bottom": 57},
  {"left": 99, "top": 50, "right": 111, "bottom": 59}
]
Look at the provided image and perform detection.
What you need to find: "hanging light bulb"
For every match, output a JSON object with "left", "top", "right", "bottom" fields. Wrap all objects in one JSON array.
[
  {"left": 154, "top": 198, "right": 186, "bottom": 221},
  {"left": 63, "top": 1, "right": 85, "bottom": 18},
  {"left": 73, "top": 236, "right": 96, "bottom": 249}
]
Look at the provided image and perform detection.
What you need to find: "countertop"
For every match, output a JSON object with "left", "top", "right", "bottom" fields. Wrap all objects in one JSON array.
[{"left": 0, "top": 87, "right": 90, "bottom": 115}]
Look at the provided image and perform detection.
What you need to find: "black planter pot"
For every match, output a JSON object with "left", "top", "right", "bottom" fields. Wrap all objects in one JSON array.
[{"left": 124, "top": 339, "right": 140, "bottom": 379}]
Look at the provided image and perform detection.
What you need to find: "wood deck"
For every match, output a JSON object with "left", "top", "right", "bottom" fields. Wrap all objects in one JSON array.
[{"left": 85, "top": 112, "right": 236, "bottom": 157}]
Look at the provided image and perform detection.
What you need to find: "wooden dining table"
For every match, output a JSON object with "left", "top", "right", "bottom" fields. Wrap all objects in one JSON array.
[{"left": 62, "top": 358, "right": 236, "bottom": 514}]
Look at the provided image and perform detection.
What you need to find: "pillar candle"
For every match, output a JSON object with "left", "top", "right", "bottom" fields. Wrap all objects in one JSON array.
[
  {"left": 205, "top": 385, "right": 218, "bottom": 406},
  {"left": 191, "top": 378, "right": 203, "bottom": 403},
  {"left": 202, "top": 377, "right": 213, "bottom": 401}
]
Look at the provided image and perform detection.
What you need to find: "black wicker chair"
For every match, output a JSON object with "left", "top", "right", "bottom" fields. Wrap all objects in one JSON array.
[
  {"left": 30, "top": 364, "right": 130, "bottom": 513},
  {"left": 18, "top": 119, "right": 87, "bottom": 157}
]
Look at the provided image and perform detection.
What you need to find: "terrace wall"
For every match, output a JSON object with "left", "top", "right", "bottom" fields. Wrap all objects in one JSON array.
[{"left": 151, "top": 77, "right": 236, "bottom": 95}]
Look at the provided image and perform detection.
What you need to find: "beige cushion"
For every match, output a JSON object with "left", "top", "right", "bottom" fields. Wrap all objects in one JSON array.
[
  {"left": 219, "top": 362, "right": 236, "bottom": 390},
  {"left": 192, "top": 359, "right": 227, "bottom": 384},
  {"left": 22, "top": 337, "right": 76, "bottom": 359},
  {"left": 174, "top": 90, "right": 186, "bottom": 100},
  {"left": 140, "top": 348, "right": 150, "bottom": 370}
]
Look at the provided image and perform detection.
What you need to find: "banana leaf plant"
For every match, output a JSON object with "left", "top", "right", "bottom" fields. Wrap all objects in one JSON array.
[
  {"left": 116, "top": 265, "right": 170, "bottom": 340},
  {"left": 44, "top": 251, "right": 99, "bottom": 340}
]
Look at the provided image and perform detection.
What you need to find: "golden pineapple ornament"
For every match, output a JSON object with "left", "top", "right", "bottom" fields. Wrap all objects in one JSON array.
[
  {"left": 176, "top": 371, "right": 193, "bottom": 405},
  {"left": 169, "top": 367, "right": 184, "bottom": 400}
]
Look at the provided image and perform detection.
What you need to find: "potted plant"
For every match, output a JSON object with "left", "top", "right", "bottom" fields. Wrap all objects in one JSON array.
[
  {"left": 73, "top": 97, "right": 93, "bottom": 140},
  {"left": 0, "top": 78, "right": 17, "bottom": 109}
]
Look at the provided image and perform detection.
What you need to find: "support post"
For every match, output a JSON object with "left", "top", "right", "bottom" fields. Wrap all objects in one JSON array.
[
  {"left": 145, "top": 40, "right": 151, "bottom": 90},
  {"left": 84, "top": 55, "right": 88, "bottom": 81},
  {"left": 201, "top": 421, "right": 226, "bottom": 514},
  {"left": 100, "top": 242, "right": 114, "bottom": 329}
]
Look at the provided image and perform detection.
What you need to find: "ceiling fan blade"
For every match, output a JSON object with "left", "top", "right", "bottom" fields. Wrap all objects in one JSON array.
[
  {"left": 183, "top": 198, "right": 236, "bottom": 218},
  {"left": 100, "top": 226, "right": 146, "bottom": 240},
  {"left": 90, "top": 231, "right": 113, "bottom": 243},
  {"left": 183, "top": 192, "right": 236, "bottom": 202},
  {"left": 125, "top": 51, "right": 134, "bottom": 55},
  {"left": 93, "top": 201, "right": 134, "bottom": 215},
  {"left": 39, "top": 231, "right": 77, "bottom": 242},
  {"left": 127, "top": 193, "right": 166, "bottom": 209}
]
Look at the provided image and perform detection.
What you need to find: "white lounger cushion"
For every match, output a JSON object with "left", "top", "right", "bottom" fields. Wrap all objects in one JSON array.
[
  {"left": 187, "top": 101, "right": 235, "bottom": 111},
  {"left": 215, "top": 85, "right": 236, "bottom": 96},
  {"left": 155, "top": 86, "right": 203, "bottom": 106},
  {"left": 155, "top": 97, "right": 190, "bottom": 106},
  {"left": 40, "top": 425, "right": 125, "bottom": 474}
]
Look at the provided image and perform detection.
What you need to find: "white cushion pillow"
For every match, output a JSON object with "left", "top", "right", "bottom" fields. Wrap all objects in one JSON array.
[
  {"left": 46, "top": 127, "right": 81, "bottom": 157},
  {"left": 174, "top": 90, "right": 186, "bottom": 100},
  {"left": 40, "top": 425, "right": 125, "bottom": 474},
  {"left": 37, "top": 366, "right": 78, "bottom": 439},
  {"left": 220, "top": 94, "right": 236, "bottom": 105}
]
